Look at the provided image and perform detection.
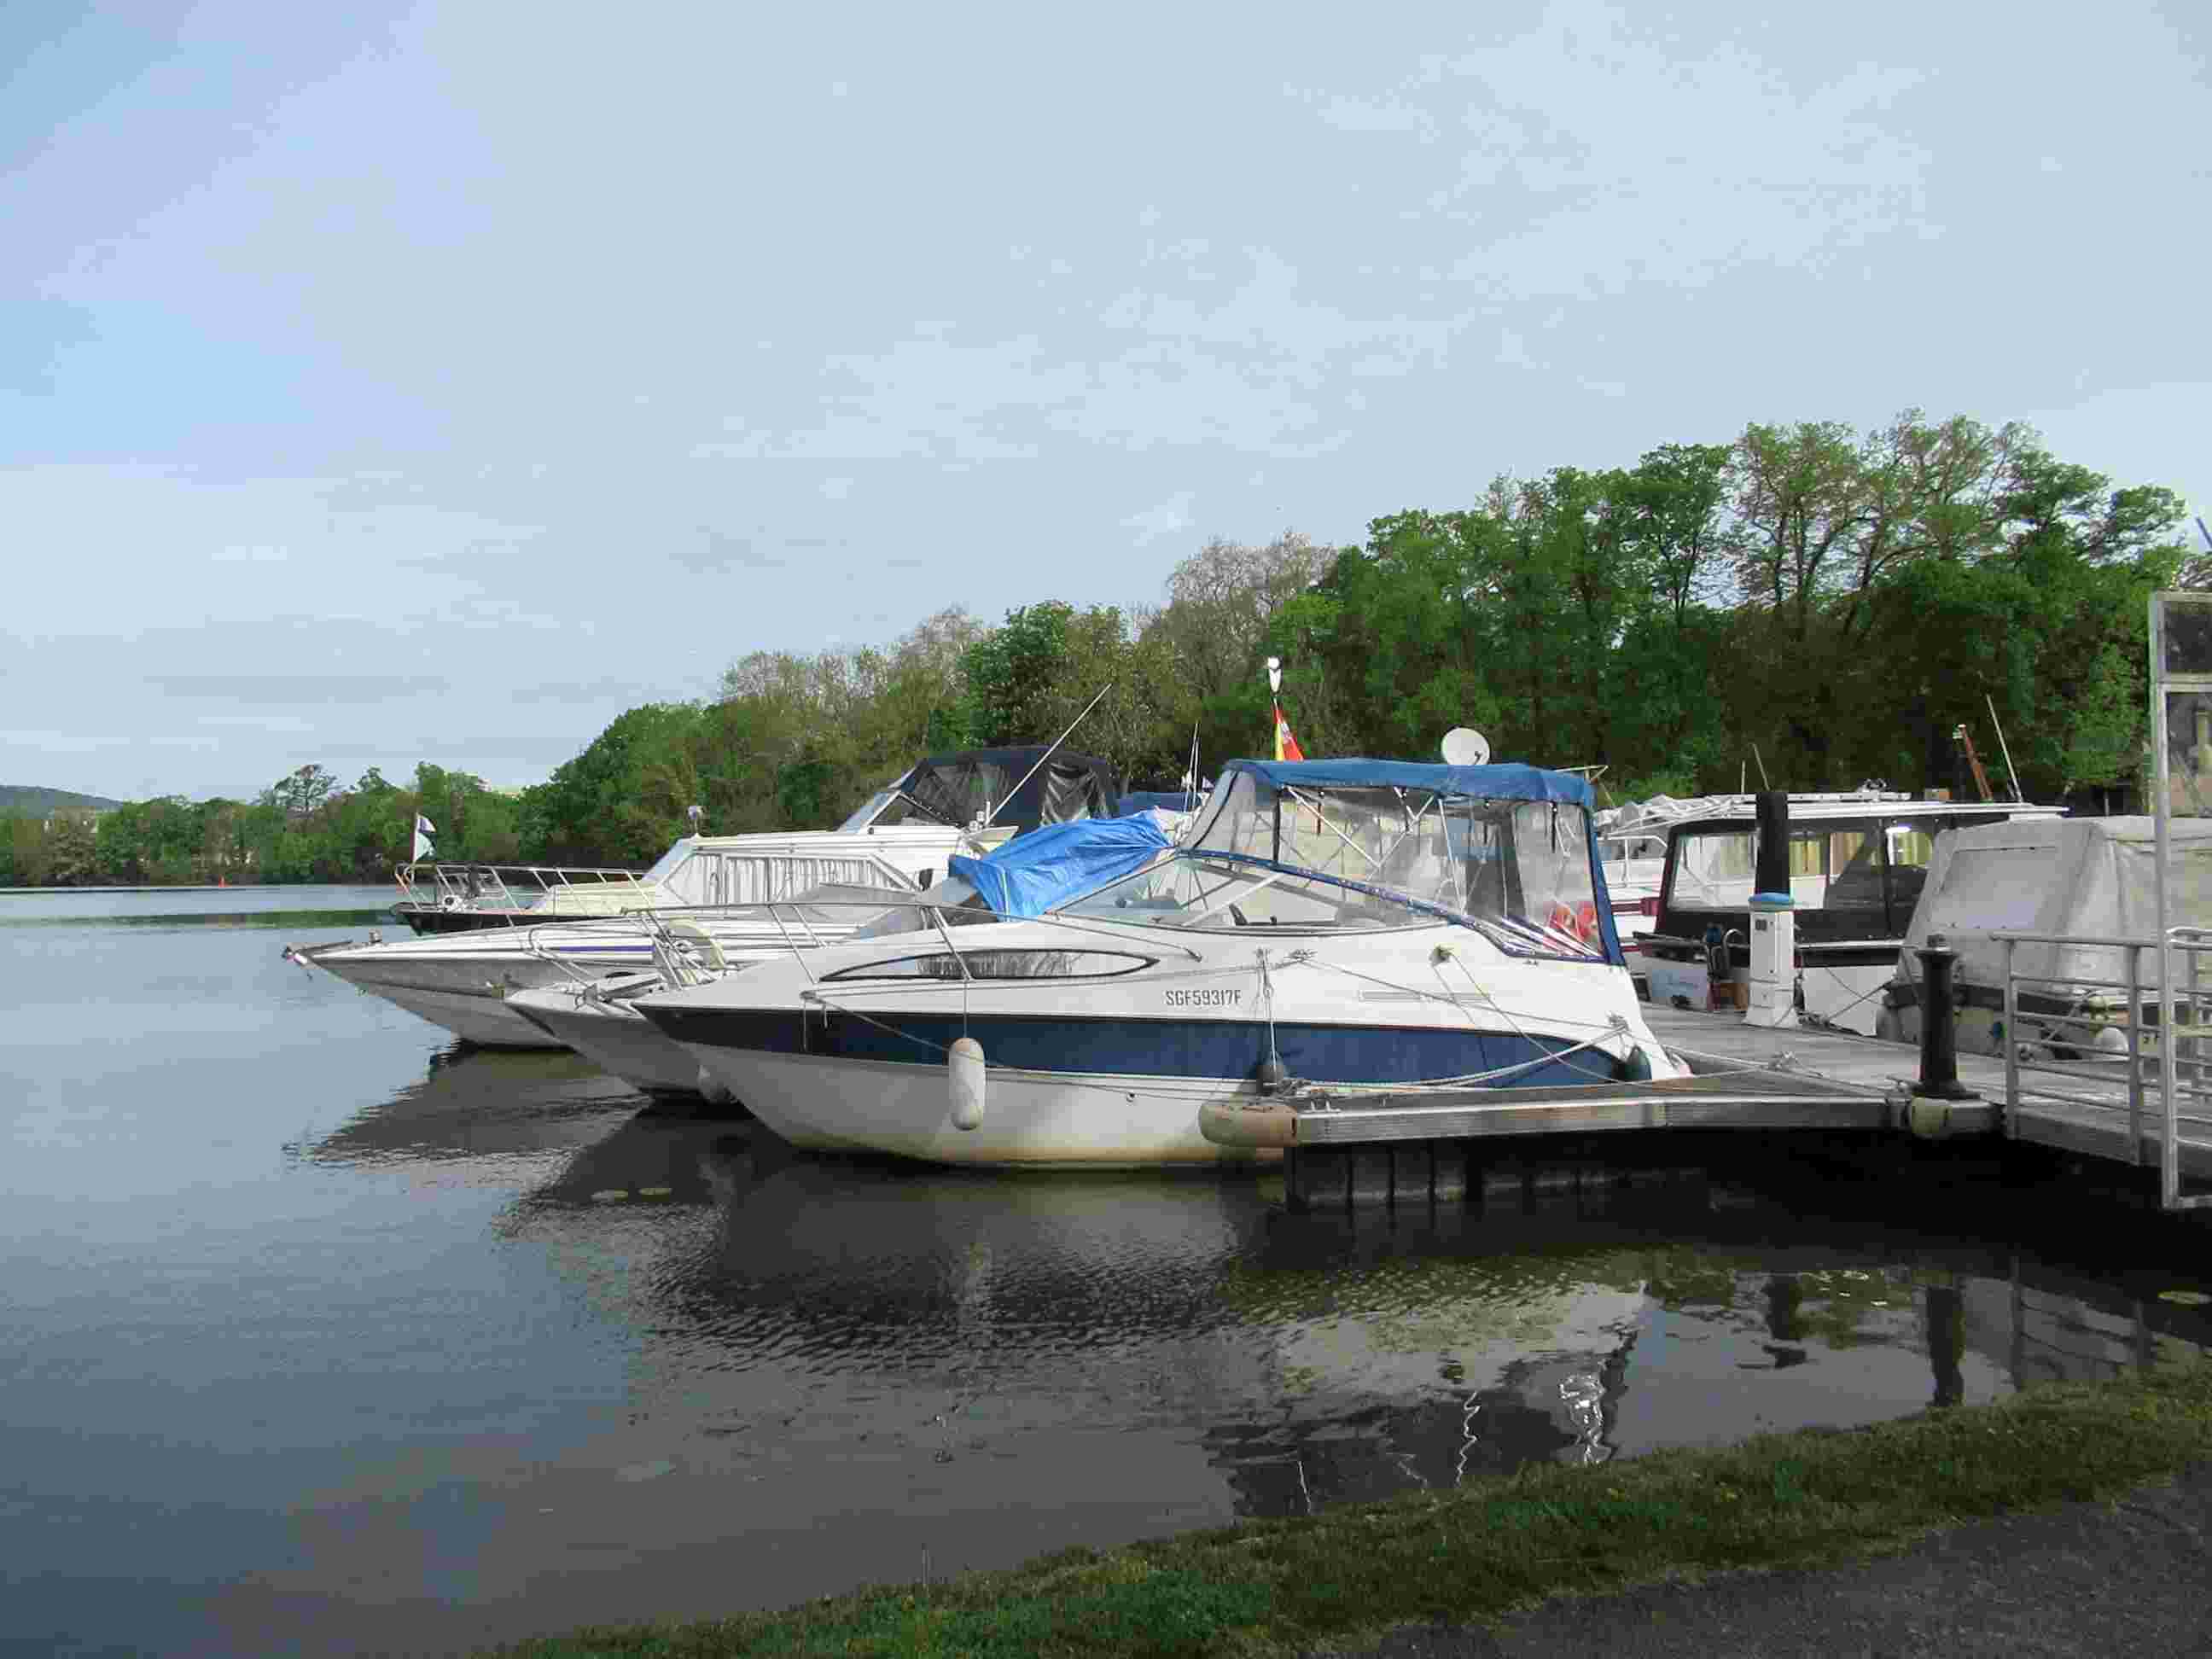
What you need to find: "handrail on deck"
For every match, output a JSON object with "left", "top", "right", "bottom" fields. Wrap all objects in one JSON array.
[
  {"left": 1997, "top": 930, "right": 2209, "bottom": 1213},
  {"left": 395, "top": 859, "right": 652, "bottom": 922}
]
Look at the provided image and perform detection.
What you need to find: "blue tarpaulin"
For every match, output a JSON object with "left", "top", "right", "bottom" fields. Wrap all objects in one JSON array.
[{"left": 950, "top": 812, "right": 1174, "bottom": 918}]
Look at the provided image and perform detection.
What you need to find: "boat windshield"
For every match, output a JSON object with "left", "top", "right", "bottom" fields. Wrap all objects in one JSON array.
[
  {"left": 1057, "top": 770, "right": 1608, "bottom": 955},
  {"left": 638, "top": 841, "right": 694, "bottom": 886},
  {"left": 850, "top": 872, "right": 997, "bottom": 939},
  {"left": 837, "top": 789, "right": 900, "bottom": 830}
]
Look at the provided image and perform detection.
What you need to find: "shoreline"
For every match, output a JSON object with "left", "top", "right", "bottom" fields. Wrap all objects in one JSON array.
[
  {"left": 487, "top": 1361, "right": 2212, "bottom": 1658},
  {"left": 0, "top": 882, "right": 390, "bottom": 894}
]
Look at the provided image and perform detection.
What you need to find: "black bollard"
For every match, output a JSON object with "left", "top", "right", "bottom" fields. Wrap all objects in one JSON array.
[{"left": 1912, "top": 933, "right": 1979, "bottom": 1100}]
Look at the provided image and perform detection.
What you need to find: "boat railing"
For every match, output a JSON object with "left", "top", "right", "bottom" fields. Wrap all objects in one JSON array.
[
  {"left": 1994, "top": 928, "right": 2212, "bottom": 1212},
  {"left": 398, "top": 861, "right": 651, "bottom": 919},
  {"left": 509, "top": 896, "right": 942, "bottom": 990},
  {"left": 504, "top": 893, "right": 1208, "bottom": 995}
]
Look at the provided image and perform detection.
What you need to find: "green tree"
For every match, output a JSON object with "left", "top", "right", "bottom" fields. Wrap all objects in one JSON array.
[
  {"left": 263, "top": 764, "right": 337, "bottom": 821},
  {"left": 521, "top": 704, "right": 703, "bottom": 864},
  {"left": 45, "top": 812, "right": 99, "bottom": 886}
]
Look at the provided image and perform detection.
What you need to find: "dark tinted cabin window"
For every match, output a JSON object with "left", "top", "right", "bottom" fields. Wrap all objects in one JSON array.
[
  {"left": 824, "top": 950, "right": 1152, "bottom": 981},
  {"left": 1662, "top": 818, "right": 1897, "bottom": 940}
]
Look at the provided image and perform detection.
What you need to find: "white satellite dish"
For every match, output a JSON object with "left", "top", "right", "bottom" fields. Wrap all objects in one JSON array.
[{"left": 1441, "top": 727, "right": 1491, "bottom": 767}]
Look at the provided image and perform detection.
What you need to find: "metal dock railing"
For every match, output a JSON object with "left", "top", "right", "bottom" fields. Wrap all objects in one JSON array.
[
  {"left": 1996, "top": 928, "right": 2212, "bottom": 1212},
  {"left": 1201, "top": 934, "right": 2212, "bottom": 1212}
]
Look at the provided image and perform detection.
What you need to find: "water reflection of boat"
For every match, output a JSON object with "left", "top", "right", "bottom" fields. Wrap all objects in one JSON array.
[
  {"left": 663, "top": 1153, "right": 1262, "bottom": 1343},
  {"left": 1206, "top": 1340, "right": 1639, "bottom": 1514},
  {"left": 478, "top": 1126, "right": 2212, "bottom": 1528},
  {"left": 295, "top": 1043, "right": 647, "bottom": 1169},
  {"left": 511, "top": 1111, "right": 754, "bottom": 1210}
]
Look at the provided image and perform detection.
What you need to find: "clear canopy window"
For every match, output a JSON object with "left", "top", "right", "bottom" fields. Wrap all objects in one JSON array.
[{"left": 1057, "top": 770, "right": 1607, "bottom": 958}]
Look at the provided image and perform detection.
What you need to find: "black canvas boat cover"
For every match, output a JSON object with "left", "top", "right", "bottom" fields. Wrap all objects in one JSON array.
[{"left": 897, "top": 747, "right": 1121, "bottom": 834}]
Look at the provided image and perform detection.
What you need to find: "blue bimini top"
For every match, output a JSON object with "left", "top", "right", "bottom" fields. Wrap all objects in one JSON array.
[
  {"left": 1219, "top": 758, "right": 1596, "bottom": 807},
  {"left": 948, "top": 812, "right": 1175, "bottom": 918}
]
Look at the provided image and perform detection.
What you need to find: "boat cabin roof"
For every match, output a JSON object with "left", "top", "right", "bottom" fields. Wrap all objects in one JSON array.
[{"left": 1628, "top": 794, "right": 2064, "bottom": 832}]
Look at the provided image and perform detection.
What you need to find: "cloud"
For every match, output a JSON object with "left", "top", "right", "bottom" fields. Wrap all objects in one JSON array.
[
  {"left": 512, "top": 676, "right": 676, "bottom": 707},
  {"left": 667, "top": 525, "right": 794, "bottom": 574},
  {"left": 145, "top": 672, "right": 453, "bottom": 704},
  {"left": 1123, "top": 492, "right": 1195, "bottom": 545}
]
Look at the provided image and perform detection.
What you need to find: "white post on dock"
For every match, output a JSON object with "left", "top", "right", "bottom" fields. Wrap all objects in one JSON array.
[
  {"left": 1743, "top": 790, "right": 1798, "bottom": 1030},
  {"left": 1743, "top": 893, "right": 1798, "bottom": 1028}
]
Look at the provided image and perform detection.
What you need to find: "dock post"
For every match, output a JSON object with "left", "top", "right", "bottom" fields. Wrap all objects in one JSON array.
[
  {"left": 1913, "top": 934, "right": 1979, "bottom": 1102},
  {"left": 1743, "top": 791, "right": 1799, "bottom": 1028}
]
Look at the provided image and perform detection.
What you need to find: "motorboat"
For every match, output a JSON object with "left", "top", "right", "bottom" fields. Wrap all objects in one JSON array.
[
  {"left": 387, "top": 744, "right": 1125, "bottom": 934},
  {"left": 1592, "top": 808, "right": 1668, "bottom": 977},
  {"left": 292, "top": 746, "right": 1124, "bottom": 1048},
  {"left": 504, "top": 812, "right": 1180, "bottom": 1097},
  {"left": 1873, "top": 814, "right": 2212, "bottom": 1059},
  {"left": 631, "top": 758, "right": 1685, "bottom": 1167},
  {"left": 1634, "top": 788, "right": 2065, "bottom": 1034},
  {"left": 391, "top": 861, "right": 660, "bottom": 935}
]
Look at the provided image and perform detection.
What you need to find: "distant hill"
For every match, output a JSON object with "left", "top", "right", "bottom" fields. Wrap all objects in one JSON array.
[{"left": 0, "top": 784, "right": 126, "bottom": 816}]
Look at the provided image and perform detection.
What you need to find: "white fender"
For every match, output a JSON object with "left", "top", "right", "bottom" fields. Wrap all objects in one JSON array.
[
  {"left": 948, "top": 1037, "right": 986, "bottom": 1131},
  {"left": 696, "top": 1065, "right": 739, "bottom": 1108}
]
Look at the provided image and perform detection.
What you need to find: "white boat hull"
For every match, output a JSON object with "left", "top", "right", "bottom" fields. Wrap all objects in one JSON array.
[
  {"left": 675, "top": 1045, "right": 1278, "bottom": 1168},
  {"left": 507, "top": 987, "right": 711, "bottom": 1096},
  {"left": 304, "top": 934, "right": 771, "bottom": 1050},
  {"left": 355, "top": 976, "right": 567, "bottom": 1048}
]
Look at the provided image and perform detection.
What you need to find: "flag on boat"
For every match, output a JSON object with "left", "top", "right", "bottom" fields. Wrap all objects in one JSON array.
[
  {"left": 412, "top": 814, "right": 436, "bottom": 862},
  {"left": 1272, "top": 704, "right": 1306, "bottom": 763}
]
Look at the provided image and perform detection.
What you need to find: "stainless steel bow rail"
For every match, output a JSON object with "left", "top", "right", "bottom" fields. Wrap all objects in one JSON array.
[{"left": 396, "top": 861, "right": 652, "bottom": 922}]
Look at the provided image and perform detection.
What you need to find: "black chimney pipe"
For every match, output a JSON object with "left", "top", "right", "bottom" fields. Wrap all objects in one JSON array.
[{"left": 1754, "top": 791, "right": 1790, "bottom": 897}]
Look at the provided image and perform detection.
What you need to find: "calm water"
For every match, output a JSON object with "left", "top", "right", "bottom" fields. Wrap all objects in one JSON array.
[{"left": 4, "top": 887, "right": 2209, "bottom": 1657}]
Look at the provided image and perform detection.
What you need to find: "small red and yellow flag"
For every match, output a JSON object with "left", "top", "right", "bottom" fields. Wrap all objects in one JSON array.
[{"left": 1272, "top": 704, "right": 1306, "bottom": 763}]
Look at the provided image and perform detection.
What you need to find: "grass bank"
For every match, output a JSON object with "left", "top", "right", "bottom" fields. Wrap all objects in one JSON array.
[{"left": 492, "top": 1360, "right": 2212, "bottom": 1659}]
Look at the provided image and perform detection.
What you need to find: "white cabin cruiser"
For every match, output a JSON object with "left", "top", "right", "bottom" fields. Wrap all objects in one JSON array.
[
  {"left": 504, "top": 812, "right": 1180, "bottom": 1097},
  {"left": 632, "top": 759, "right": 1684, "bottom": 1167},
  {"left": 1593, "top": 809, "right": 1668, "bottom": 976},
  {"left": 1635, "top": 789, "right": 2064, "bottom": 1034},
  {"left": 1874, "top": 815, "right": 2212, "bottom": 1059},
  {"left": 292, "top": 746, "right": 1123, "bottom": 1048}
]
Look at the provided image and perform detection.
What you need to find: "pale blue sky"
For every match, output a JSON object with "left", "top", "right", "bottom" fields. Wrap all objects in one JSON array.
[{"left": 6, "top": 1, "right": 2207, "bottom": 800}]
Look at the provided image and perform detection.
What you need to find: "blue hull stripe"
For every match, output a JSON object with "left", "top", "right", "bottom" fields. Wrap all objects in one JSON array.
[{"left": 637, "top": 1006, "right": 1627, "bottom": 1089}]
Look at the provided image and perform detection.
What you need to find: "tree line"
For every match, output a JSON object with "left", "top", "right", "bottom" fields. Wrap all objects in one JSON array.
[
  {"left": 1, "top": 764, "right": 523, "bottom": 888},
  {"left": 7, "top": 410, "right": 2190, "bottom": 886}
]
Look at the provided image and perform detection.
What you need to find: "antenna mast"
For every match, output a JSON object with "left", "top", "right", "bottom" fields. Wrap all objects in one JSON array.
[
  {"left": 978, "top": 683, "right": 1114, "bottom": 831},
  {"left": 1985, "top": 695, "right": 2025, "bottom": 804}
]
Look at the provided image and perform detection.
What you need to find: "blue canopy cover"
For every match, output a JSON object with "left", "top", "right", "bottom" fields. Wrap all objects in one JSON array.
[
  {"left": 1218, "top": 757, "right": 1596, "bottom": 807},
  {"left": 949, "top": 812, "right": 1174, "bottom": 918}
]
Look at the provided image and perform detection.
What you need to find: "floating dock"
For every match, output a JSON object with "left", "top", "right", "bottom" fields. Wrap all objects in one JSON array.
[{"left": 1200, "top": 1003, "right": 2212, "bottom": 1205}]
